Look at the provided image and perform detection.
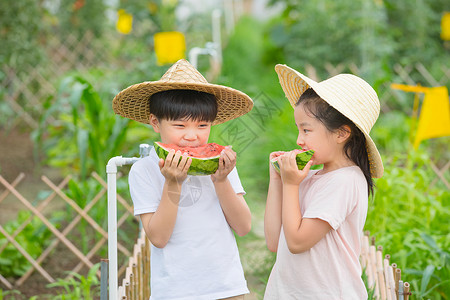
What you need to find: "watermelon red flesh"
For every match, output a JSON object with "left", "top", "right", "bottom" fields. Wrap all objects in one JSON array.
[
  {"left": 155, "top": 142, "right": 226, "bottom": 158},
  {"left": 154, "top": 142, "right": 228, "bottom": 176}
]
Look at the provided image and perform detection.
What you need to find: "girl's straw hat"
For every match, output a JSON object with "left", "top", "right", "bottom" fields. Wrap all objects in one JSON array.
[
  {"left": 113, "top": 59, "right": 253, "bottom": 125},
  {"left": 275, "top": 64, "right": 383, "bottom": 178}
]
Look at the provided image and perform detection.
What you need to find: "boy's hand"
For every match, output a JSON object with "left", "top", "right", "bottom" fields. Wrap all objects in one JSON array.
[
  {"left": 159, "top": 149, "right": 192, "bottom": 186},
  {"left": 211, "top": 146, "right": 235, "bottom": 183},
  {"left": 269, "top": 151, "right": 285, "bottom": 180},
  {"left": 278, "top": 150, "right": 313, "bottom": 186}
]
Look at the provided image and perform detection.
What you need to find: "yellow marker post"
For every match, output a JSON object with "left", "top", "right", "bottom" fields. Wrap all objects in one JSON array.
[
  {"left": 441, "top": 12, "right": 450, "bottom": 41},
  {"left": 154, "top": 32, "right": 186, "bottom": 65}
]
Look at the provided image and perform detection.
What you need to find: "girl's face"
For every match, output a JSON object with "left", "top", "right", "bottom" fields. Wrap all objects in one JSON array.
[
  {"left": 293, "top": 104, "right": 342, "bottom": 167},
  {"left": 150, "top": 114, "right": 212, "bottom": 147}
]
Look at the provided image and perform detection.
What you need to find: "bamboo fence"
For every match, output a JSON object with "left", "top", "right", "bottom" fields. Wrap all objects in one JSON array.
[
  {"left": 117, "top": 228, "right": 151, "bottom": 300},
  {"left": 0, "top": 172, "right": 137, "bottom": 288},
  {"left": 361, "top": 231, "right": 411, "bottom": 300}
]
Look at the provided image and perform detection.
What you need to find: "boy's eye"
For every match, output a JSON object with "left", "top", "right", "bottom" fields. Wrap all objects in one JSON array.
[
  {"left": 174, "top": 124, "right": 184, "bottom": 127},
  {"left": 199, "top": 124, "right": 208, "bottom": 128},
  {"left": 303, "top": 129, "right": 310, "bottom": 133}
]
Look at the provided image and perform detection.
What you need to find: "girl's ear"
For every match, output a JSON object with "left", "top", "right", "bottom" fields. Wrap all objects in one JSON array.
[
  {"left": 149, "top": 114, "right": 161, "bottom": 133},
  {"left": 336, "top": 125, "right": 351, "bottom": 144}
]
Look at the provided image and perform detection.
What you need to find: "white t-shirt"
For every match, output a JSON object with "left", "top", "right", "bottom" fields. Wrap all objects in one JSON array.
[
  {"left": 264, "top": 166, "right": 369, "bottom": 300},
  {"left": 129, "top": 148, "right": 249, "bottom": 300}
]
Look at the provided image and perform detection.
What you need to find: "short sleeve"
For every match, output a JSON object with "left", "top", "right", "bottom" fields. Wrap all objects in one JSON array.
[
  {"left": 128, "top": 158, "right": 163, "bottom": 216},
  {"left": 302, "top": 171, "right": 365, "bottom": 230},
  {"left": 227, "top": 167, "right": 246, "bottom": 195}
]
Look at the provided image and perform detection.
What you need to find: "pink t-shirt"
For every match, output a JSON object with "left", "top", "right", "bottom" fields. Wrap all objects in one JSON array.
[{"left": 264, "top": 166, "right": 369, "bottom": 300}]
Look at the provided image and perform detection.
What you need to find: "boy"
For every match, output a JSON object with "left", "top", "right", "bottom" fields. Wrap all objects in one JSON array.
[{"left": 112, "top": 59, "right": 253, "bottom": 299}]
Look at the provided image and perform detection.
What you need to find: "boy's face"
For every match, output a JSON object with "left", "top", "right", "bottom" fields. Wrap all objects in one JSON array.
[{"left": 149, "top": 114, "right": 212, "bottom": 147}]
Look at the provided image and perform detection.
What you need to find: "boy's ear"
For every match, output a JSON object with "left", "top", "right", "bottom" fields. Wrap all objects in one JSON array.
[
  {"left": 336, "top": 125, "right": 351, "bottom": 143},
  {"left": 149, "top": 114, "right": 161, "bottom": 133}
]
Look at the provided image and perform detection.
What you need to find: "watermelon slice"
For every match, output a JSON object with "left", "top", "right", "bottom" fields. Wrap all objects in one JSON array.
[
  {"left": 154, "top": 142, "right": 227, "bottom": 176},
  {"left": 270, "top": 150, "right": 314, "bottom": 173}
]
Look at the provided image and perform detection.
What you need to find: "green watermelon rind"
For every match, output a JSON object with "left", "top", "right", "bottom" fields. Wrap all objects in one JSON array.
[
  {"left": 270, "top": 150, "right": 315, "bottom": 173},
  {"left": 154, "top": 142, "right": 221, "bottom": 176}
]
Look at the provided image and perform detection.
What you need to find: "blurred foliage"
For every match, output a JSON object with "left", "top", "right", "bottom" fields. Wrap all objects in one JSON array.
[
  {"left": 0, "top": 0, "right": 46, "bottom": 73},
  {"left": 46, "top": 263, "right": 101, "bottom": 299},
  {"left": 55, "top": 0, "right": 107, "bottom": 39},
  {"left": 268, "top": 0, "right": 450, "bottom": 81}
]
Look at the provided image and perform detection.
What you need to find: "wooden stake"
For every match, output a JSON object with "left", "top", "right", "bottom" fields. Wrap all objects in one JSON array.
[
  {"left": 377, "top": 246, "right": 387, "bottom": 300},
  {"left": 370, "top": 245, "right": 380, "bottom": 298},
  {"left": 404, "top": 282, "right": 410, "bottom": 300}
]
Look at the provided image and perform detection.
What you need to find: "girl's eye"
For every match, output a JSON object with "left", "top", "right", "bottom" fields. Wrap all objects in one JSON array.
[{"left": 303, "top": 129, "right": 310, "bottom": 133}]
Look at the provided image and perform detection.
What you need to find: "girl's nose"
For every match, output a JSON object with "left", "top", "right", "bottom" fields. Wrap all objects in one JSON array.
[{"left": 297, "top": 134, "right": 304, "bottom": 146}]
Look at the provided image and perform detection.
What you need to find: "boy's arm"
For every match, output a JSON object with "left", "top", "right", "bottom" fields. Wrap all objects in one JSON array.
[
  {"left": 213, "top": 179, "right": 251, "bottom": 236},
  {"left": 211, "top": 148, "right": 251, "bottom": 237},
  {"left": 140, "top": 180, "right": 182, "bottom": 248},
  {"left": 141, "top": 150, "right": 191, "bottom": 248}
]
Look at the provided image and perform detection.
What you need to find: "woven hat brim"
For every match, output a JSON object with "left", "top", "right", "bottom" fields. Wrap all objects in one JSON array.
[
  {"left": 113, "top": 81, "right": 253, "bottom": 126},
  {"left": 275, "top": 64, "right": 384, "bottom": 178}
]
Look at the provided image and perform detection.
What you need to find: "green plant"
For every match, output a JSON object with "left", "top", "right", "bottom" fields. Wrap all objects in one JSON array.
[
  {"left": 366, "top": 150, "right": 450, "bottom": 299},
  {"left": 0, "top": 211, "right": 55, "bottom": 277},
  {"left": 46, "top": 263, "right": 101, "bottom": 299}
]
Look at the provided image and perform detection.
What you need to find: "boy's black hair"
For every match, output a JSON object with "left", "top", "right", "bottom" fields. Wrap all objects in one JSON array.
[
  {"left": 296, "top": 88, "right": 374, "bottom": 196},
  {"left": 149, "top": 89, "right": 218, "bottom": 122}
]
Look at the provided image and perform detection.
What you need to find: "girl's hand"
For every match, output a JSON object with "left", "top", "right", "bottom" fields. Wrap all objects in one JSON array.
[
  {"left": 269, "top": 151, "right": 285, "bottom": 180},
  {"left": 278, "top": 150, "right": 313, "bottom": 186},
  {"left": 159, "top": 149, "right": 192, "bottom": 186},
  {"left": 211, "top": 146, "right": 235, "bottom": 183}
]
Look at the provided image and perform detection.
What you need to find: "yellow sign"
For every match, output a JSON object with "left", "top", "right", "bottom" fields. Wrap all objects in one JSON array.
[
  {"left": 441, "top": 12, "right": 450, "bottom": 41},
  {"left": 414, "top": 86, "right": 450, "bottom": 148},
  {"left": 154, "top": 32, "right": 186, "bottom": 65},
  {"left": 116, "top": 9, "right": 133, "bottom": 35},
  {"left": 391, "top": 84, "right": 450, "bottom": 148}
]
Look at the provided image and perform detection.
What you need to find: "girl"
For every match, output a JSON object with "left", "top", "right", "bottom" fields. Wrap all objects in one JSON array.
[{"left": 264, "top": 64, "right": 384, "bottom": 300}]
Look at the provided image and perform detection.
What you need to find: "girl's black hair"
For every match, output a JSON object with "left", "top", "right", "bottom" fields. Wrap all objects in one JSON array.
[
  {"left": 149, "top": 89, "right": 218, "bottom": 122},
  {"left": 296, "top": 88, "right": 374, "bottom": 196}
]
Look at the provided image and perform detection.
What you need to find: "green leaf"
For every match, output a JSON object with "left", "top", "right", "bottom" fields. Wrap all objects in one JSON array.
[
  {"left": 420, "top": 265, "right": 435, "bottom": 296},
  {"left": 77, "top": 129, "right": 89, "bottom": 179}
]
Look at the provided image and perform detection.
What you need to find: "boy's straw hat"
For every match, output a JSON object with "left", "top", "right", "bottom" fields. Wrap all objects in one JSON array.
[
  {"left": 113, "top": 59, "right": 253, "bottom": 125},
  {"left": 275, "top": 64, "right": 383, "bottom": 178}
]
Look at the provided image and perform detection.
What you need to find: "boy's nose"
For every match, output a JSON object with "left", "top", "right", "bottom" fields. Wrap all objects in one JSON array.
[{"left": 184, "top": 132, "right": 197, "bottom": 141}]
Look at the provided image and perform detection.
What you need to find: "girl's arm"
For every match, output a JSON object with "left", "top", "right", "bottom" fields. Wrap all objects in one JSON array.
[
  {"left": 282, "top": 184, "right": 331, "bottom": 254},
  {"left": 212, "top": 148, "right": 251, "bottom": 236},
  {"left": 278, "top": 151, "right": 332, "bottom": 254},
  {"left": 264, "top": 151, "right": 285, "bottom": 252},
  {"left": 141, "top": 150, "right": 191, "bottom": 248}
]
